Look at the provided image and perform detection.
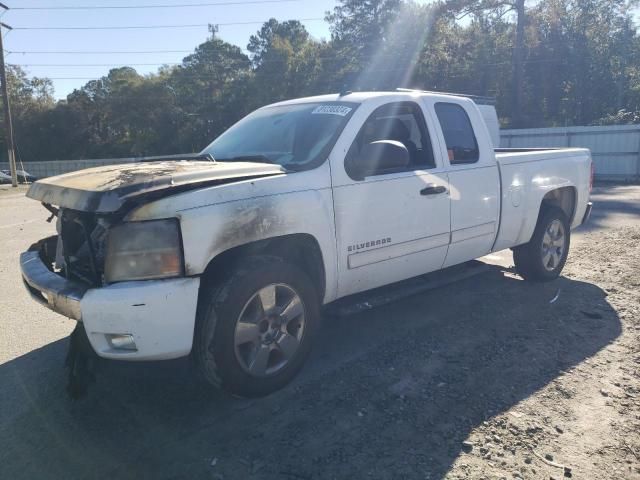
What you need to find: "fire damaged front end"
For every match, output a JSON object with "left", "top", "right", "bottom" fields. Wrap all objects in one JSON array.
[
  {"left": 21, "top": 208, "right": 114, "bottom": 322},
  {"left": 21, "top": 205, "right": 201, "bottom": 361},
  {"left": 20, "top": 158, "right": 286, "bottom": 361}
]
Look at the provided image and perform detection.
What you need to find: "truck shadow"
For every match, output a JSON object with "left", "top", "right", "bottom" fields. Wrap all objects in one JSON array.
[{"left": 0, "top": 265, "right": 621, "bottom": 480}]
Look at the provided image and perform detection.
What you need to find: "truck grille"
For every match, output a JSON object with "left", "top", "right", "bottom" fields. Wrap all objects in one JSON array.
[{"left": 59, "top": 209, "right": 109, "bottom": 286}]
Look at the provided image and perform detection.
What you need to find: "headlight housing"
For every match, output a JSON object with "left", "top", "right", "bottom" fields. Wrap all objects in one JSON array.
[{"left": 104, "top": 219, "right": 184, "bottom": 283}]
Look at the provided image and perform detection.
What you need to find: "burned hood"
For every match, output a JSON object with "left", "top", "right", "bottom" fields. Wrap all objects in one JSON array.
[{"left": 27, "top": 160, "right": 286, "bottom": 213}]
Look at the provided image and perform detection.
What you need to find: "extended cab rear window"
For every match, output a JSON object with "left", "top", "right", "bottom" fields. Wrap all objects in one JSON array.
[{"left": 434, "top": 102, "right": 480, "bottom": 164}]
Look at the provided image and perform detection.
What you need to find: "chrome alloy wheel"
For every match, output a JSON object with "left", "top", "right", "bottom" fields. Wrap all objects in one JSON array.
[
  {"left": 233, "top": 284, "right": 306, "bottom": 377},
  {"left": 541, "top": 219, "right": 566, "bottom": 271}
]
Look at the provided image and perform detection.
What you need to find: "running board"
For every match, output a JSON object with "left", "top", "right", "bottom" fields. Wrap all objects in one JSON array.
[{"left": 325, "top": 260, "right": 491, "bottom": 316}]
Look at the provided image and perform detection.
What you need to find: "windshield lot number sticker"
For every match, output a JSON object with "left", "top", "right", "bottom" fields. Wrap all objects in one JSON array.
[{"left": 312, "top": 105, "right": 352, "bottom": 116}]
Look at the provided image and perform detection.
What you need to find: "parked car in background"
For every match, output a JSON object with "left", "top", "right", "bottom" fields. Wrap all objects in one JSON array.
[
  {"left": 0, "top": 169, "right": 37, "bottom": 184},
  {"left": 20, "top": 90, "right": 593, "bottom": 397}
]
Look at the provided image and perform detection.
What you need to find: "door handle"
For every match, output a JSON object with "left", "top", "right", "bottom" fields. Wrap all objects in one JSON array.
[{"left": 420, "top": 184, "right": 447, "bottom": 196}]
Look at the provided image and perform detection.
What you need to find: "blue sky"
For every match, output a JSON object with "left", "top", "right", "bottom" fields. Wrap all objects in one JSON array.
[{"left": 1, "top": 0, "right": 338, "bottom": 99}]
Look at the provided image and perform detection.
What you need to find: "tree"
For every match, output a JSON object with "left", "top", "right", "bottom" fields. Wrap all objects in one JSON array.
[
  {"left": 324, "top": 0, "right": 402, "bottom": 90},
  {"left": 443, "top": 0, "right": 529, "bottom": 125},
  {"left": 0, "top": 65, "right": 55, "bottom": 161},
  {"left": 247, "top": 19, "right": 328, "bottom": 103},
  {"left": 523, "top": 0, "right": 637, "bottom": 125},
  {"left": 168, "top": 27, "right": 253, "bottom": 151},
  {"left": 248, "top": 19, "right": 310, "bottom": 67}
]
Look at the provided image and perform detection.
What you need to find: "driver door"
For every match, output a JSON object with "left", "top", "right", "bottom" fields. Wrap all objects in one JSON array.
[{"left": 331, "top": 100, "right": 451, "bottom": 298}]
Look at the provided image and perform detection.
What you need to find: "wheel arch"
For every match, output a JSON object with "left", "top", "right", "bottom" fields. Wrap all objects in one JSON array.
[
  {"left": 508, "top": 185, "right": 578, "bottom": 249},
  {"left": 199, "top": 233, "right": 327, "bottom": 305},
  {"left": 539, "top": 186, "right": 577, "bottom": 224}
]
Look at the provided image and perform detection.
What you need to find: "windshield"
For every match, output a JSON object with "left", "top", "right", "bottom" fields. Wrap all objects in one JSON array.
[{"left": 201, "top": 102, "right": 358, "bottom": 171}]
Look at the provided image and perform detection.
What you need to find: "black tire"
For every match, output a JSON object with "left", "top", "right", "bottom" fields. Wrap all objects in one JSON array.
[
  {"left": 193, "top": 255, "right": 320, "bottom": 397},
  {"left": 513, "top": 206, "right": 571, "bottom": 282}
]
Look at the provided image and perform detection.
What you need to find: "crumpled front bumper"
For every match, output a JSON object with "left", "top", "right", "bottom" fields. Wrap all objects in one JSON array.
[
  {"left": 20, "top": 238, "right": 201, "bottom": 360},
  {"left": 21, "top": 248, "right": 86, "bottom": 320}
]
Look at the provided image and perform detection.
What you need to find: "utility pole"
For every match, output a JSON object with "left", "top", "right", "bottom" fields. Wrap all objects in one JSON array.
[
  {"left": 0, "top": 3, "right": 17, "bottom": 187},
  {"left": 511, "top": 0, "right": 525, "bottom": 129}
]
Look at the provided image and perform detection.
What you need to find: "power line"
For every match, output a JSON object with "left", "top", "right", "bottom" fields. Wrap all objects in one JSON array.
[
  {"left": 14, "top": 63, "right": 184, "bottom": 67},
  {"left": 26, "top": 66, "right": 522, "bottom": 81},
  {"left": 6, "top": 38, "right": 626, "bottom": 55},
  {"left": 14, "top": 49, "right": 638, "bottom": 69},
  {"left": 11, "top": 18, "right": 324, "bottom": 30},
  {"left": 8, "top": 52, "right": 406, "bottom": 67},
  {"left": 7, "top": 49, "right": 197, "bottom": 55},
  {"left": 10, "top": 0, "right": 303, "bottom": 10},
  {"left": 33, "top": 54, "right": 617, "bottom": 82}
]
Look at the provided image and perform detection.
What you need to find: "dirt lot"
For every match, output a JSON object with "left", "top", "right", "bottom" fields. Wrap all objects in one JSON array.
[{"left": 0, "top": 184, "right": 639, "bottom": 480}]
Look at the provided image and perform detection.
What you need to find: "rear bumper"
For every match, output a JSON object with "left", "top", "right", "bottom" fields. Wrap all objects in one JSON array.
[
  {"left": 21, "top": 240, "right": 200, "bottom": 360},
  {"left": 581, "top": 201, "right": 593, "bottom": 225}
]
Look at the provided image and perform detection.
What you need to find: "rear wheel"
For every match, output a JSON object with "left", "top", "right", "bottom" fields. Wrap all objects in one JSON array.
[
  {"left": 193, "top": 256, "right": 319, "bottom": 397},
  {"left": 513, "top": 207, "right": 570, "bottom": 281}
]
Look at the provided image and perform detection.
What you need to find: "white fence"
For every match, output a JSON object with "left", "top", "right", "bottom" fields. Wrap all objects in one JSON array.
[
  {"left": 2, "top": 124, "right": 640, "bottom": 182},
  {"left": 0, "top": 157, "right": 137, "bottom": 180},
  {"left": 500, "top": 124, "right": 640, "bottom": 182}
]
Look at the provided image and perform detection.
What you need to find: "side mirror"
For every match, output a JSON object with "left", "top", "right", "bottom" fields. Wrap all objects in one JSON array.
[{"left": 348, "top": 140, "right": 410, "bottom": 180}]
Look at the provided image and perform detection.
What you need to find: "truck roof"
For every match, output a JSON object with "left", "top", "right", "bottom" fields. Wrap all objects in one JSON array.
[
  {"left": 268, "top": 90, "right": 484, "bottom": 108},
  {"left": 267, "top": 90, "right": 501, "bottom": 146}
]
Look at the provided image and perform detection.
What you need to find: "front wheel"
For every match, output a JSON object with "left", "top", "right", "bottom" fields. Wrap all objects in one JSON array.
[
  {"left": 193, "top": 256, "right": 319, "bottom": 397},
  {"left": 513, "top": 207, "right": 571, "bottom": 281}
]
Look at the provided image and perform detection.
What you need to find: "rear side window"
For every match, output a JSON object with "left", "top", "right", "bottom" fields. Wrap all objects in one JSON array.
[{"left": 434, "top": 102, "right": 479, "bottom": 164}]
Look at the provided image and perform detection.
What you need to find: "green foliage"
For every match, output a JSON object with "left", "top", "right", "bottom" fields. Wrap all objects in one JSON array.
[
  {"left": 594, "top": 109, "right": 640, "bottom": 125},
  {"left": 249, "top": 19, "right": 327, "bottom": 103},
  {"left": 248, "top": 19, "right": 310, "bottom": 67},
  {"left": 1, "top": 0, "right": 639, "bottom": 162}
]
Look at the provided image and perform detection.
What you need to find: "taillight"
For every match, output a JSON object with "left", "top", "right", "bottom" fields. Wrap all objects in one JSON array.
[{"left": 589, "top": 161, "right": 594, "bottom": 193}]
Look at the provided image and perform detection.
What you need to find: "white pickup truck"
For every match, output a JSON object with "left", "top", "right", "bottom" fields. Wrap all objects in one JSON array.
[{"left": 20, "top": 90, "right": 593, "bottom": 396}]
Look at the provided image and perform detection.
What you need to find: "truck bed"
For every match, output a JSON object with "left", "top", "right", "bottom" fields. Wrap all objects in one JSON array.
[
  {"left": 491, "top": 147, "right": 592, "bottom": 252},
  {"left": 495, "top": 147, "right": 590, "bottom": 166},
  {"left": 494, "top": 147, "right": 563, "bottom": 153}
]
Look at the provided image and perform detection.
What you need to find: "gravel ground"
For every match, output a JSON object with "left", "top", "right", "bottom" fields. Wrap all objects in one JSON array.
[{"left": 0, "top": 184, "right": 638, "bottom": 480}]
